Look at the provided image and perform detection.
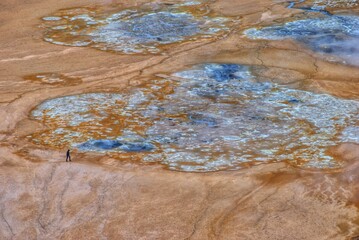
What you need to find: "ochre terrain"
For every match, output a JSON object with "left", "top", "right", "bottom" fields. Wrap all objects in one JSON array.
[{"left": 0, "top": 0, "right": 359, "bottom": 239}]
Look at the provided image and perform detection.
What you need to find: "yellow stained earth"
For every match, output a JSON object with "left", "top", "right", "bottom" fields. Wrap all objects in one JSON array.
[{"left": 0, "top": 0, "right": 359, "bottom": 239}]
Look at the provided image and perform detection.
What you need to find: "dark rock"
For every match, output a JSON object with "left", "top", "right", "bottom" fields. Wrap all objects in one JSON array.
[
  {"left": 188, "top": 113, "right": 219, "bottom": 127},
  {"left": 205, "top": 64, "right": 241, "bottom": 82}
]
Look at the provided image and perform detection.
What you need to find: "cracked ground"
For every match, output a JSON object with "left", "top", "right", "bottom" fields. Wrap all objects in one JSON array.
[{"left": 0, "top": 0, "right": 359, "bottom": 239}]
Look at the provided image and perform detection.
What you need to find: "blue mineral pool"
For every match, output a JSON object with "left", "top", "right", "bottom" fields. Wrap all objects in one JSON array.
[
  {"left": 30, "top": 64, "right": 359, "bottom": 172},
  {"left": 244, "top": 14, "right": 359, "bottom": 66},
  {"left": 41, "top": 3, "right": 231, "bottom": 54}
]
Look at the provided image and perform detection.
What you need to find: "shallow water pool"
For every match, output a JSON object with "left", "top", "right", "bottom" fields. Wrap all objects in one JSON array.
[
  {"left": 41, "top": 3, "right": 231, "bottom": 54},
  {"left": 30, "top": 64, "right": 359, "bottom": 171},
  {"left": 244, "top": 14, "right": 359, "bottom": 66}
]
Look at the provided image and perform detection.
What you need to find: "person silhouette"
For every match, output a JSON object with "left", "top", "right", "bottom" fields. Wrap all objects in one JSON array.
[{"left": 66, "top": 149, "right": 71, "bottom": 162}]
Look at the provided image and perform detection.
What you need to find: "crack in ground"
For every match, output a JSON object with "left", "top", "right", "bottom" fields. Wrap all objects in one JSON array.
[
  {"left": 36, "top": 164, "right": 57, "bottom": 233},
  {"left": 1, "top": 208, "right": 14, "bottom": 237},
  {"left": 209, "top": 180, "right": 272, "bottom": 239}
]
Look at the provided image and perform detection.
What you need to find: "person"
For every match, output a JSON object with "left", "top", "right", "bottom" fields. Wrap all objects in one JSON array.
[{"left": 66, "top": 149, "right": 71, "bottom": 162}]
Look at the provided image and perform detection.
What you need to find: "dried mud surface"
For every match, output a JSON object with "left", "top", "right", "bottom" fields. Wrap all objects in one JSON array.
[{"left": 1, "top": 0, "right": 359, "bottom": 239}]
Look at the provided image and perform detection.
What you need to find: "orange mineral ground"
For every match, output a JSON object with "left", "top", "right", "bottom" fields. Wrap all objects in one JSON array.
[{"left": 1, "top": 0, "right": 359, "bottom": 239}]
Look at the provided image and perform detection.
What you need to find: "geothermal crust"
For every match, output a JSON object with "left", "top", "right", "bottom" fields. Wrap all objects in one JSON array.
[{"left": 0, "top": 0, "right": 359, "bottom": 239}]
